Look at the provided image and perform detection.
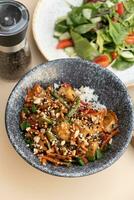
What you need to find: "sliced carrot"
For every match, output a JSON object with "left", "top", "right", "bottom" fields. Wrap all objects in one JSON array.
[{"left": 101, "top": 129, "right": 119, "bottom": 149}]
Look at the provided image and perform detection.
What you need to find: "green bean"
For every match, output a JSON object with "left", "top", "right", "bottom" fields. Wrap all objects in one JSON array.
[
  {"left": 52, "top": 91, "right": 70, "bottom": 109},
  {"left": 67, "top": 97, "right": 80, "bottom": 118},
  {"left": 75, "top": 157, "right": 85, "bottom": 166},
  {"left": 46, "top": 139, "right": 51, "bottom": 149},
  {"left": 96, "top": 149, "right": 103, "bottom": 160},
  {"left": 86, "top": 149, "right": 96, "bottom": 162},
  {"left": 39, "top": 116, "right": 53, "bottom": 126},
  {"left": 86, "top": 148, "right": 103, "bottom": 161},
  {"left": 46, "top": 129, "right": 57, "bottom": 143},
  {"left": 43, "top": 117, "right": 53, "bottom": 125},
  {"left": 86, "top": 153, "right": 96, "bottom": 162}
]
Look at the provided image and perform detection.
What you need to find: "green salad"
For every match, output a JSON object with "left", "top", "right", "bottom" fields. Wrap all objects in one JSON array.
[{"left": 54, "top": 0, "right": 134, "bottom": 70}]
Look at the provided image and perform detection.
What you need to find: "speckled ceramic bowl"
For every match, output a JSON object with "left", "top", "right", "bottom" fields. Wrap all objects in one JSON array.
[{"left": 5, "top": 58, "right": 134, "bottom": 177}]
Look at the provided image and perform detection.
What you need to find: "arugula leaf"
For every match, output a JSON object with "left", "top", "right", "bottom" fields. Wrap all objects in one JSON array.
[
  {"left": 123, "top": 0, "right": 134, "bottom": 26},
  {"left": 101, "top": 30, "right": 112, "bottom": 43},
  {"left": 68, "top": 7, "right": 88, "bottom": 26},
  {"left": 74, "top": 23, "right": 95, "bottom": 34},
  {"left": 111, "top": 56, "right": 133, "bottom": 70},
  {"left": 124, "top": 13, "right": 134, "bottom": 26},
  {"left": 55, "top": 20, "right": 68, "bottom": 33},
  {"left": 83, "top": 2, "right": 103, "bottom": 10},
  {"left": 71, "top": 30, "right": 99, "bottom": 60},
  {"left": 96, "top": 30, "right": 104, "bottom": 53},
  {"left": 66, "top": 16, "right": 73, "bottom": 26},
  {"left": 112, "top": 0, "right": 124, "bottom": 3},
  {"left": 108, "top": 18, "right": 127, "bottom": 45},
  {"left": 124, "top": 0, "right": 134, "bottom": 13}
]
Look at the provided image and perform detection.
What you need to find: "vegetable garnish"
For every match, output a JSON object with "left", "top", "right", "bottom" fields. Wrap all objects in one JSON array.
[
  {"left": 56, "top": 39, "right": 73, "bottom": 49},
  {"left": 54, "top": 0, "right": 134, "bottom": 70},
  {"left": 116, "top": 2, "right": 124, "bottom": 16},
  {"left": 93, "top": 54, "right": 111, "bottom": 67},
  {"left": 20, "top": 83, "right": 119, "bottom": 167}
]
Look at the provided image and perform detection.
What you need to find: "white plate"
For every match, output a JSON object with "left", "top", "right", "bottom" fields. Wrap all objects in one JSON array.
[{"left": 33, "top": 0, "right": 134, "bottom": 86}]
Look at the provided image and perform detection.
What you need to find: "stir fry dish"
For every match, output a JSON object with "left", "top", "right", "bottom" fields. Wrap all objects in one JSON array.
[
  {"left": 20, "top": 83, "right": 119, "bottom": 166},
  {"left": 54, "top": 0, "right": 134, "bottom": 70}
]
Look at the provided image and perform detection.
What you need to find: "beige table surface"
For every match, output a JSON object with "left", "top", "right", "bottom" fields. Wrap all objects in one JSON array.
[{"left": 0, "top": 1, "right": 134, "bottom": 200}]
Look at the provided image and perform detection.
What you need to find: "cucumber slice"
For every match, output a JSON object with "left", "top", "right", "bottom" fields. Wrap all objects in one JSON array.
[
  {"left": 91, "top": 17, "right": 101, "bottom": 23},
  {"left": 53, "top": 31, "right": 62, "bottom": 38},
  {"left": 82, "top": 8, "right": 92, "bottom": 20},
  {"left": 64, "top": 47, "right": 77, "bottom": 57},
  {"left": 120, "top": 51, "right": 134, "bottom": 62},
  {"left": 59, "top": 32, "right": 71, "bottom": 40}
]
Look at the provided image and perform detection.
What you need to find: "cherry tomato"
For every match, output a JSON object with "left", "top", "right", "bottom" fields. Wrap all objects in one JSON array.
[
  {"left": 56, "top": 39, "right": 73, "bottom": 49},
  {"left": 93, "top": 54, "right": 111, "bottom": 68},
  {"left": 116, "top": 2, "right": 124, "bottom": 16},
  {"left": 125, "top": 33, "right": 134, "bottom": 45},
  {"left": 111, "top": 51, "right": 118, "bottom": 60}
]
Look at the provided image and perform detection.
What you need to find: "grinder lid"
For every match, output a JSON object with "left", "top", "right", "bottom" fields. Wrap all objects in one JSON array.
[{"left": 0, "top": 0, "right": 29, "bottom": 47}]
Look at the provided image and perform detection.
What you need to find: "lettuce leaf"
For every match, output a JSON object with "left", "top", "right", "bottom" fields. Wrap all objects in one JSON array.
[
  {"left": 96, "top": 30, "right": 104, "bottom": 53},
  {"left": 68, "top": 7, "right": 88, "bottom": 25},
  {"left": 71, "top": 30, "right": 99, "bottom": 60},
  {"left": 74, "top": 23, "right": 96, "bottom": 34},
  {"left": 111, "top": 57, "right": 133, "bottom": 70},
  {"left": 108, "top": 19, "right": 127, "bottom": 45}
]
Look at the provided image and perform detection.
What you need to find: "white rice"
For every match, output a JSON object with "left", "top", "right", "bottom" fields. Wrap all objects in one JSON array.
[
  {"left": 54, "top": 83, "right": 60, "bottom": 89},
  {"left": 75, "top": 86, "right": 106, "bottom": 110},
  {"left": 75, "top": 86, "right": 98, "bottom": 102}
]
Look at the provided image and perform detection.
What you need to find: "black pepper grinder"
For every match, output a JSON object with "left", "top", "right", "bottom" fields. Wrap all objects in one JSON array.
[{"left": 0, "top": 0, "right": 31, "bottom": 80}]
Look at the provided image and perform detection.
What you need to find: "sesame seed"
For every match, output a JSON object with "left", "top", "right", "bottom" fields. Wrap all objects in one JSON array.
[
  {"left": 74, "top": 130, "right": 79, "bottom": 138},
  {"left": 34, "top": 136, "right": 40, "bottom": 143},
  {"left": 40, "top": 128, "right": 45, "bottom": 134},
  {"left": 109, "top": 138, "right": 113, "bottom": 144},
  {"left": 72, "top": 150, "right": 76, "bottom": 156},
  {"left": 51, "top": 110, "right": 55, "bottom": 117},
  {"left": 52, "top": 140, "right": 56, "bottom": 146},
  {"left": 61, "top": 140, "right": 66, "bottom": 146},
  {"left": 33, "top": 98, "right": 42, "bottom": 105},
  {"left": 33, "top": 148, "right": 38, "bottom": 154},
  {"left": 70, "top": 141, "right": 75, "bottom": 145},
  {"left": 56, "top": 113, "right": 60, "bottom": 118},
  {"left": 26, "top": 127, "right": 31, "bottom": 131}
]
